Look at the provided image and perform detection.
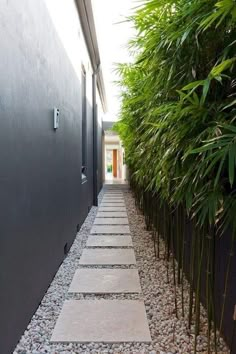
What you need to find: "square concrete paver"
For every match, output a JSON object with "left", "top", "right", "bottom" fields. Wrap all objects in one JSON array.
[
  {"left": 79, "top": 249, "right": 136, "bottom": 265},
  {"left": 102, "top": 202, "right": 124, "bottom": 206},
  {"left": 86, "top": 235, "right": 133, "bottom": 247},
  {"left": 96, "top": 211, "right": 128, "bottom": 218},
  {"left": 102, "top": 195, "right": 124, "bottom": 201},
  {"left": 102, "top": 199, "right": 124, "bottom": 203},
  {"left": 94, "top": 218, "right": 128, "bottom": 225},
  {"left": 99, "top": 206, "right": 126, "bottom": 212},
  {"left": 68, "top": 269, "right": 141, "bottom": 293},
  {"left": 103, "top": 192, "right": 123, "bottom": 194},
  {"left": 100, "top": 203, "right": 125, "bottom": 207},
  {"left": 103, "top": 196, "right": 124, "bottom": 199},
  {"left": 50, "top": 300, "right": 151, "bottom": 343},
  {"left": 101, "top": 200, "right": 124, "bottom": 203},
  {"left": 103, "top": 195, "right": 124, "bottom": 198},
  {"left": 103, "top": 193, "right": 124, "bottom": 199},
  {"left": 91, "top": 225, "right": 130, "bottom": 234}
]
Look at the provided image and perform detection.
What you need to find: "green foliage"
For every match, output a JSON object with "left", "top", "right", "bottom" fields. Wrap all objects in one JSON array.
[
  {"left": 115, "top": 0, "right": 236, "bottom": 230},
  {"left": 107, "top": 164, "right": 112, "bottom": 173},
  {"left": 115, "top": 1, "right": 236, "bottom": 350}
]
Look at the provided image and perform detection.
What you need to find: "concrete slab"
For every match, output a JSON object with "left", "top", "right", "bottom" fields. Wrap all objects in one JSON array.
[
  {"left": 103, "top": 195, "right": 124, "bottom": 198},
  {"left": 51, "top": 300, "right": 151, "bottom": 343},
  {"left": 97, "top": 211, "right": 128, "bottom": 218},
  {"left": 100, "top": 203, "right": 125, "bottom": 207},
  {"left": 94, "top": 218, "right": 128, "bottom": 225},
  {"left": 68, "top": 269, "right": 141, "bottom": 293},
  {"left": 104, "top": 184, "right": 128, "bottom": 188},
  {"left": 86, "top": 235, "right": 133, "bottom": 247},
  {"left": 102, "top": 198, "right": 124, "bottom": 200},
  {"left": 90, "top": 225, "right": 130, "bottom": 234},
  {"left": 103, "top": 191, "right": 124, "bottom": 194},
  {"left": 102, "top": 202, "right": 124, "bottom": 205},
  {"left": 99, "top": 206, "right": 126, "bottom": 212},
  {"left": 79, "top": 249, "right": 136, "bottom": 265},
  {"left": 103, "top": 195, "right": 124, "bottom": 197},
  {"left": 103, "top": 193, "right": 124, "bottom": 199},
  {"left": 103, "top": 194, "right": 123, "bottom": 197},
  {"left": 101, "top": 198, "right": 125, "bottom": 204},
  {"left": 102, "top": 199, "right": 124, "bottom": 203},
  {"left": 104, "top": 187, "right": 124, "bottom": 189},
  {"left": 103, "top": 190, "right": 124, "bottom": 196}
]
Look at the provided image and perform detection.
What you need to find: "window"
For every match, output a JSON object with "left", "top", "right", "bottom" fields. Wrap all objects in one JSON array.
[{"left": 81, "top": 65, "right": 87, "bottom": 182}]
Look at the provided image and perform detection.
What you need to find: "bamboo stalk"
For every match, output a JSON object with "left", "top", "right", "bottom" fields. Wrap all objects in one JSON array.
[
  {"left": 181, "top": 208, "right": 185, "bottom": 318},
  {"left": 206, "top": 231, "right": 211, "bottom": 354},
  {"left": 171, "top": 214, "right": 178, "bottom": 319},
  {"left": 157, "top": 195, "right": 160, "bottom": 258},
  {"left": 163, "top": 203, "right": 169, "bottom": 283},
  {"left": 194, "top": 234, "right": 204, "bottom": 354},
  {"left": 219, "top": 232, "right": 235, "bottom": 336},
  {"left": 230, "top": 305, "right": 236, "bottom": 354},
  {"left": 189, "top": 221, "right": 196, "bottom": 329},
  {"left": 177, "top": 206, "right": 181, "bottom": 285}
]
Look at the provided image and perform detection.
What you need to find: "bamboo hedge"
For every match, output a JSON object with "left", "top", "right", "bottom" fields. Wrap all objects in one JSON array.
[{"left": 114, "top": 0, "right": 236, "bottom": 352}]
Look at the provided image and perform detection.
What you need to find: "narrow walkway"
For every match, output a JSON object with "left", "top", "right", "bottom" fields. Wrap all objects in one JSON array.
[
  {"left": 15, "top": 185, "right": 229, "bottom": 353},
  {"left": 51, "top": 185, "right": 151, "bottom": 343}
]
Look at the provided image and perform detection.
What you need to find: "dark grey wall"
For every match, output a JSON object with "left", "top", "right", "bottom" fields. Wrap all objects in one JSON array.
[
  {"left": 97, "top": 121, "right": 103, "bottom": 193},
  {"left": 0, "top": 1, "right": 100, "bottom": 353}
]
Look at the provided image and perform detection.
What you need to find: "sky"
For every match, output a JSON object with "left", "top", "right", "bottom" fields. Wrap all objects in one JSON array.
[{"left": 91, "top": 0, "right": 136, "bottom": 121}]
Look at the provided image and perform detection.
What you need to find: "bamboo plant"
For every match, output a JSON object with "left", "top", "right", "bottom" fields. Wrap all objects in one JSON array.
[{"left": 114, "top": 0, "right": 236, "bottom": 352}]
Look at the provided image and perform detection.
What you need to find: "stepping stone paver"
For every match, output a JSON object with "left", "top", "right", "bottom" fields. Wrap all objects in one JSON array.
[
  {"left": 99, "top": 206, "right": 126, "bottom": 212},
  {"left": 68, "top": 269, "right": 141, "bottom": 293},
  {"left": 79, "top": 248, "right": 136, "bottom": 265},
  {"left": 103, "top": 193, "right": 123, "bottom": 195},
  {"left": 102, "top": 199, "right": 124, "bottom": 202},
  {"left": 103, "top": 195, "right": 124, "bottom": 198},
  {"left": 100, "top": 203, "right": 125, "bottom": 207},
  {"left": 102, "top": 199, "right": 124, "bottom": 203},
  {"left": 103, "top": 194, "right": 124, "bottom": 197},
  {"left": 101, "top": 197, "right": 123, "bottom": 201},
  {"left": 101, "top": 199, "right": 125, "bottom": 204},
  {"left": 96, "top": 211, "right": 128, "bottom": 218},
  {"left": 51, "top": 300, "right": 151, "bottom": 343},
  {"left": 94, "top": 217, "right": 128, "bottom": 225},
  {"left": 50, "top": 185, "right": 152, "bottom": 346},
  {"left": 91, "top": 225, "right": 130, "bottom": 234},
  {"left": 86, "top": 235, "right": 133, "bottom": 247},
  {"left": 102, "top": 196, "right": 124, "bottom": 201},
  {"left": 103, "top": 191, "right": 124, "bottom": 193}
]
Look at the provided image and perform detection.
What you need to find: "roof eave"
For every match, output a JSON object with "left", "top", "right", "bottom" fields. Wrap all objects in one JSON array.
[{"left": 75, "top": 0, "right": 108, "bottom": 113}]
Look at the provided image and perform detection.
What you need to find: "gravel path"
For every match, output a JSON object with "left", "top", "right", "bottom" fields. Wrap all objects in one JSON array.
[{"left": 14, "top": 189, "right": 228, "bottom": 354}]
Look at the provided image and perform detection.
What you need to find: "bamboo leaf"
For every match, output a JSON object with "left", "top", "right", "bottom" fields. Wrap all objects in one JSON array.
[
  {"left": 214, "top": 155, "right": 226, "bottom": 187},
  {"left": 201, "top": 79, "right": 211, "bottom": 105},
  {"left": 182, "top": 80, "right": 205, "bottom": 91},
  {"left": 222, "top": 99, "right": 236, "bottom": 110},
  {"left": 209, "top": 58, "right": 236, "bottom": 78}
]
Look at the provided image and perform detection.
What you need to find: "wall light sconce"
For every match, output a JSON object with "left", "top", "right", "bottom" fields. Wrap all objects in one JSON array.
[{"left": 54, "top": 108, "right": 60, "bottom": 129}]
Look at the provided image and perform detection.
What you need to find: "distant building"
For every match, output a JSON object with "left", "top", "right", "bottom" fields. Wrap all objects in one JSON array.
[{"left": 102, "top": 121, "right": 127, "bottom": 183}]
